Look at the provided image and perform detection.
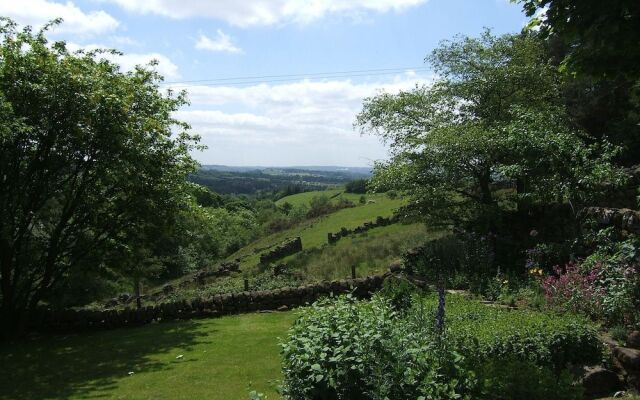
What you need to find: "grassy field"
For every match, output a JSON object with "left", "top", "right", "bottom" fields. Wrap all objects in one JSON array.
[
  {"left": 285, "top": 223, "right": 442, "bottom": 280},
  {"left": 274, "top": 189, "right": 384, "bottom": 208},
  {"left": 230, "top": 193, "right": 406, "bottom": 270},
  {"left": 274, "top": 189, "right": 342, "bottom": 207},
  {"left": 0, "top": 311, "right": 296, "bottom": 400}
]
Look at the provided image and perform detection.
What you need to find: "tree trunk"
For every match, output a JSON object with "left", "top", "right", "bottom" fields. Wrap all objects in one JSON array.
[
  {"left": 478, "top": 171, "right": 493, "bottom": 205},
  {"left": 134, "top": 278, "right": 142, "bottom": 310},
  {"left": 0, "top": 240, "right": 16, "bottom": 338},
  {"left": 516, "top": 178, "right": 529, "bottom": 215},
  {"left": 478, "top": 171, "right": 497, "bottom": 233}
]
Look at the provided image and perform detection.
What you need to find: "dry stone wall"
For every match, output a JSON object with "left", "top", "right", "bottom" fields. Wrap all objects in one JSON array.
[
  {"left": 27, "top": 274, "right": 386, "bottom": 334},
  {"left": 259, "top": 237, "right": 302, "bottom": 264},
  {"left": 580, "top": 207, "right": 640, "bottom": 233},
  {"left": 327, "top": 215, "right": 399, "bottom": 244}
]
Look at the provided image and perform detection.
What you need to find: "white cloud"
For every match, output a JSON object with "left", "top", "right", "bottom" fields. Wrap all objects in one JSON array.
[
  {"left": 0, "top": 0, "right": 119, "bottom": 35},
  {"left": 195, "top": 30, "right": 242, "bottom": 54},
  {"left": 170, "top": 72, "right": 432, "bottom": 165},
  {"left": 104, "top": 0, "right": 428, "bottom": 27},
  {"left": 66, "top": 42, "right": 181, "bottom": 80},
  {"left": 116, "top": 52, "right": 181, "bottom": 80},
  {"left": 110, "top": 36, "right": 142, "bottom": 47}
]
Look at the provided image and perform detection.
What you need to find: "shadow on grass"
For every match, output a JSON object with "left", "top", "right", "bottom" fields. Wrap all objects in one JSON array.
[{"left": 0, "top": 320, "right": 213, "bottom": 400}]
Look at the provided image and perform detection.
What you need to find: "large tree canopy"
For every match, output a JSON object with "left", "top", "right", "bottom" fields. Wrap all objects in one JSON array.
[
  {"left": 356, "top": 32, "right": 621, "bottom": 229},
  {"left": 0, "top": 19, "right": 200, "bottom": 334},
  {"left": 516, "top": 0, "right": 640, "bottom": 80},
  {"left": 515, "top": 0, "right": 640, "bottom": 165}
]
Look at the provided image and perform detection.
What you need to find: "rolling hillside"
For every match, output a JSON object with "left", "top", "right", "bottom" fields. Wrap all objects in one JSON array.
[{"left": 230, "top": 191, "right": 405, "bottom": 269}]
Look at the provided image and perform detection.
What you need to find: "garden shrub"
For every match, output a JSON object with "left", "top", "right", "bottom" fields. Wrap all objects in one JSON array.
[
  {"left": 280, "top": 296, "right": 477, "bottom": 400},
  {"left": 442, "top": 295, "right": 602, "bottom": 371},
  {"left": 543, "top": 230, "right": 640, "bottom": 328},
  {"left": 542, "top": 262, "right": 603, "bottom": 319},
  {"left": 280, "top": 294, "right": 601, "bottom": 400},
  {"left": 476, "top": 359, "right": 582, "bottom": 400},
  {"left": 379, "top": 277, "right": 419, "bottom": 314},
  {"left": 525, "top": 241, "right": 573, "bottom": 274}
]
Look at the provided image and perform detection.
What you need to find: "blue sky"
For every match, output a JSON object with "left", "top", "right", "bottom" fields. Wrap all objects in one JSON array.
[{"left": 2, "top": 0, "right": 528, "bottom": 167}]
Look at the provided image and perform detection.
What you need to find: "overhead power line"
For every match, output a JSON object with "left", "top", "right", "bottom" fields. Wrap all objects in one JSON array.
[{"left": 160, "top": 66, "right": 431, "bottom": 87}]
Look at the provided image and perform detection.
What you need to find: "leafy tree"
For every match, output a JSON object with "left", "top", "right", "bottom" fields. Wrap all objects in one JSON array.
[
  {"left": 356, "top": 31, "right": 621, "bottom": 229},
  {"left": 515, "top": 0, "right": 640, "bottom": 165},
  {"left": 0, "top": 20, "right": 200, "bottom": 334},
  {"left": 207, "top": 207, "right": 258, "bottom": 255},
  {"left": 516, "top": 0, "right": 640, "bottom": 81},
  {"left": 279, "top": 201, "right": 293, "bottom": 215},
  {"left": 307, "top": 195, "right": 332, "bottom": 218},
  {"left": 187, "top": 183, "right": 224, "bottom": 208},
  {"left": 345, "top": 179, "right": 368, "bottom": 194}
]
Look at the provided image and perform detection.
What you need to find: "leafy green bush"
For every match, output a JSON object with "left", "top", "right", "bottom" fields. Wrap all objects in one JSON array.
[
  {"left": 583, "top": 233, "right": 640, "bottom": 328},
  {"left": 476, "top": 359, "right": 582, "bottom": 400},
  {"left": 280, "top": 294, "right": 600, "bottom": 400},
  {"left": 280, "top": 296, "right": 477, "bottom": 400},
  {"left": 379, "top": 277, "right": 420, "bottom": 314},
  {"left": 442, "top": 295, "right": 602, "bottom": 371}
]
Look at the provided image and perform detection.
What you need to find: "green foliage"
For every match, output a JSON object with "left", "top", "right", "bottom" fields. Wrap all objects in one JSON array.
[
  {"left": 228, "top": 192, "right": 404, "bottom": 270},
  {"left": 189, "top": 168, "right": 363, "bottom": 196},
  {"left": 160, "top": 270, "right": 305, "bottom": 306},
  {"left": 306, "top": 195, "right": 354, "bottom": 218},
  {"left": 207, "top": 207, "right": 259, "bottom": 255},
  {"left": 379, "top": 277, "right": 419, "bottom": 314},
  {"left": 515, "top": 0, "right": 640, "bottom": 165},
  {"left": 307, "top": 195, "right": 332, "bottom": 217},
  {"left": 280, "top": 294, "right": 599, "bottom": 400},
  {"left": 581, "top": 231, "right": 640, "bottom": 327},
  {"left": 187, "top": 183, "right": 224, "bottom": 208},
  {"left": 516, "top": 0, "right": 640, "bottom": 81},
  {"left": 405, "top": 232, "right": 495, "bottom": 293},
  {"left": 345, "top": 179, "right": 369, "bottom": 194},
  {"left": 540, "top": 228, "right": 640, "bottom": 328},
  {"left": 280, "top": 295, "right": 478, "bottom": 400},
  {"left": 610, "top": 325, "right": 628, "bottom": 344},
  {"left": 443, "top": 295, "right": 602, "bottom": 371},
  {"left": 476, "top": 359, "right": 582, "bottom": 400},
  {"left": 0, "top": 19, "right": 200, "bottom": 330},
  {"left": 356, "top": 31, "right": 622, "bottom": 228}
]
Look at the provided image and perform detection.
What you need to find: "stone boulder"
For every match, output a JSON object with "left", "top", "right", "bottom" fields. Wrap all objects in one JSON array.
[
  {"left": 627, "top": 331, "right": 640, "bottom": 350},
  {"left": 614, "top": 347, "right": 640, "bottom": 371},
  {"left": 579, "top": 366, "right": 623, "bottom": 399},
  {"left": 162, "top": 284, "right": 174, "bottom": 295}
]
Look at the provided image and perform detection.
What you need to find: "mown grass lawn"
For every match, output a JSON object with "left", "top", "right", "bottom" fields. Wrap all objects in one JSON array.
[{"left": 0, "top": 311, "right": 296, "bottom": 400}]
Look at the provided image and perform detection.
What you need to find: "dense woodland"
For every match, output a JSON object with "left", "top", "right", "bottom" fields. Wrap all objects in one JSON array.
[{"left": 1, "top": 0, "right": 640, "bottom": 398}]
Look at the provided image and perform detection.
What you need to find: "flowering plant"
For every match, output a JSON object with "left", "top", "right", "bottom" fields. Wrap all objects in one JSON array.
[
  {"left": 542, "top": 262, "right": 603, "bottom": 319},
  {"left": 542, "top": 233, "right": 640, "bottom": 328}
]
